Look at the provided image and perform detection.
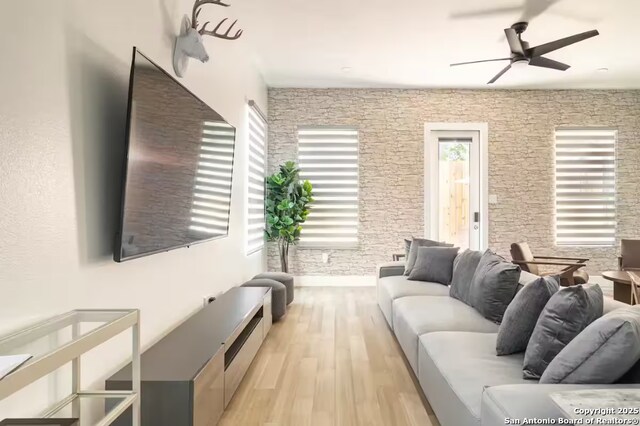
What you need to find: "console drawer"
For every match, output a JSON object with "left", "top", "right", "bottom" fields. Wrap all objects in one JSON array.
[
  {"left": 224, "top": 318, "right": 263, "bottom": 407},
  {"left": 193, "top": 346, "right": 224, "bottom": 426}
]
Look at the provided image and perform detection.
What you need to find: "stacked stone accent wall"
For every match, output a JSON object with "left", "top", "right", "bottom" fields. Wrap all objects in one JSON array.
[{"left": 267, "top": 89, "right": 640, "bottom": 276}]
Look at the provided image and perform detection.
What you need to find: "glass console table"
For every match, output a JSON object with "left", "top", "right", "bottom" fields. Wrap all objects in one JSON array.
[{"left": 0, "top": 310, "right": 140, "bottom": 426}]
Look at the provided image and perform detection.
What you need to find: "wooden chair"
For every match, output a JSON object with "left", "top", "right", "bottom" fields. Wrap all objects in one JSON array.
[
  {"left": 625, "top": 269, "right": 640, "bottom": 305},
  {"left": 510, "top": 242, "right": 589, "bottom": 286}
]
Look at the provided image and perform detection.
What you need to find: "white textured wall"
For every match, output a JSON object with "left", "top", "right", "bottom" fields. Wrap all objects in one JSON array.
[
  {"left": 267, "top": 89, "right": 640, "bottom": 276},
  {"left": 0, "top": 0, "right": 266, "bottom": 418}
]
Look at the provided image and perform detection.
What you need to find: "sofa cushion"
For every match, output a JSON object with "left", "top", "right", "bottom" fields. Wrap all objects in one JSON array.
[
  {"left": 404, "top": 237, "right": 454, "bottom": 275},
  {"left": 604, "top": 296, "right": 628, "bottom": 314},
  {"left": 418, "top": 332, "right": 528, "bottom": 426},
  {"left": 408, "top": 246, "right": 459, "bottom": 285},
  {"left": 393, "top": 296, "right": 498, "bottom": 373},
  {"left": 481, "top": 383, "right": 640, "bottom": 426},
  {"left": 523, "top": 284, "right": 603, "bottom": 380},
  {"left": 377, "top": 275, "right": 450, "bottom": 328},
  {"left": 496, "top": 275, "right": 560, "bottom": 355},
  {"left": 450, "top": 249, "right": 484, "bottom": 305},
  {"left": 541, "top": 305, "right": 640, "bottom": 384},
  {"left": 469, "top": 250, "right": 521, "bottom": 324}
]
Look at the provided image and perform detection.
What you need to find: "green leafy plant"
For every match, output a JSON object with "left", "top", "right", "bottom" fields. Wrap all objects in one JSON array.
[{"left": 265, "top": 161, "right": 314, "bottom": 272}]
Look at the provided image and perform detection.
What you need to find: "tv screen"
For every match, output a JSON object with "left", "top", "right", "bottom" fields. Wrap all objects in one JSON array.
[{"left": 114, "top": 48, "right": 236, "bottom": 262}]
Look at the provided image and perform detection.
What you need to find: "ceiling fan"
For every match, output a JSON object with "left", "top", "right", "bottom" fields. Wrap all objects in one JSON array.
[
  {"left": 452, "top": 0, "right": 567, "bottom": 23},
  {"left": 450, "top": 22, "right": 599, "bottom": 84}
]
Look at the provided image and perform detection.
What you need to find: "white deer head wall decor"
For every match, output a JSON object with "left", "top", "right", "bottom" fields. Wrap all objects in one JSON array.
[{"left": 173, "top": 0, "right": 243, "bottom": 77}]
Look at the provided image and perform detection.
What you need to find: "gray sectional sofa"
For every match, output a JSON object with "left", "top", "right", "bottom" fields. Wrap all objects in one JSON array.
[{"left": 376, "top": 260, "right": 640, "bottom": 426}]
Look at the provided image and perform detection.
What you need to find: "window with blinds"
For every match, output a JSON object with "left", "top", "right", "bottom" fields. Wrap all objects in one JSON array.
[
  {"left": 246, "top": 103, "right": 267, "bottom": 254},
  {"left": 297, "top": 127, "right": 359, "bottom": 248},
  {"left": 555, "top": 128, "right": 617, "bottom": 246}
]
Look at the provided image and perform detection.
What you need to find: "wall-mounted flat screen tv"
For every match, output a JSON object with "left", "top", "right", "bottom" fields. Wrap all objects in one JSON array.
[{"left": 114, "top": 48, "right": 236, "bottom": 262}]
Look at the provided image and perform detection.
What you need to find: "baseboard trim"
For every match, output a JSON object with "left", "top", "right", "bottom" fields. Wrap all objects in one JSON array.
[{"left": 294, "top": 275, "right": 376, "bottom": 287}]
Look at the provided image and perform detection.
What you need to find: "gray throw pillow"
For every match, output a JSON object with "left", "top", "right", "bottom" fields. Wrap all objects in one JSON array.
[
  {"left": 540, "top": 306, "right": 640, "bottom": 384},
  {"left": 523, "top": 284, "right": 603, "bottom": 380},
  {"left": 468, "top": 250, "right": 521, "bottom": 324},
  {"left": 408, "top": 247, "right": 460, "bottom": 285},
  {"left": 450, "top": 249, "right": 484, "bottom": 305},
  {"left": 404, "top": 238, "right": 454, "bottom": 275},
  {"left": 496, "top": 276, "right": 560, "bottom": 356}
]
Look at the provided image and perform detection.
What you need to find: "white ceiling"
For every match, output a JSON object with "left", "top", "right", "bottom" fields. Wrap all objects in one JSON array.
[{"left": 233, "top": 0, "right": 640, "bottom": 89}]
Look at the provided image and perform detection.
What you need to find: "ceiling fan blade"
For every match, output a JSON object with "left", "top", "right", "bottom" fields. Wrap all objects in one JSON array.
[
  {"left": 450, "top": 58, "right": 511, "bottom": 67},
  {"left": 526, "top": 29, "right": 599, "bottom": 57},
  {"left": 520, "top": 0, "right": 561, "bottom": 22},
  {"left": 451, "top": 6, "right": 521, "bottom": 19},
  {"left": 547, "top": 8, "right": 599, "bottom": 24},
  {"left": 488, "top": 64, "right": 512, "bottom": 84},
  {"left": 504, "top": 28, "right": 525, "bottom": 55},
  {"left": 529, "top": 56, "right": 570, "bottom": 71}
]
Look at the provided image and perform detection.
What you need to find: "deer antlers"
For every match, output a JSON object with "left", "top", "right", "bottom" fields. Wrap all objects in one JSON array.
[
  {"left": 199, "top": 18, "right": 243, "bottom": 40},
  {"left": 191, "top": 0, "right": 243, "bottom": 40}
]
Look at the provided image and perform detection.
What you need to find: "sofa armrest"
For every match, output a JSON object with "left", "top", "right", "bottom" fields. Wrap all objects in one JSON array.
[
  {"left": 378, "top": 261, "right": 406, "bottom": 279},
  {"left": 481, "top": 383, "right": 640, "bottom": 426}
]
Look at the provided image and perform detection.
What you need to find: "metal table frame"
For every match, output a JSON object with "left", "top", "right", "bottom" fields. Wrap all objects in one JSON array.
[{"left": 0, "top": 309, "right": 140, "bottom": 426}]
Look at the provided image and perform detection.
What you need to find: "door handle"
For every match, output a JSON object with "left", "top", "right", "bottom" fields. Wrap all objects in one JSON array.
[{"left": 473, "top": 212, "right": 480, "bottom": 223}]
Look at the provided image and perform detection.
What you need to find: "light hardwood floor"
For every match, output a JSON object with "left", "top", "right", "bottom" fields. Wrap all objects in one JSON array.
[{"left": 219, "top": 287, "right": 440, "bottom": 426}]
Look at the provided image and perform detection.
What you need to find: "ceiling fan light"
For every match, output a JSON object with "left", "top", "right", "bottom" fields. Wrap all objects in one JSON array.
[{"left": 512, "top": 59, "right": 529, "bottom": 68}]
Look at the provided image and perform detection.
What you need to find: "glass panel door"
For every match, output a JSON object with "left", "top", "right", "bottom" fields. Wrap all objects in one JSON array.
[
  {"left": 428, "top": 131, "right": 480, "bottom": 250},
  {"left": 438, "top": 140, "right": 472, "bottom": 248}
]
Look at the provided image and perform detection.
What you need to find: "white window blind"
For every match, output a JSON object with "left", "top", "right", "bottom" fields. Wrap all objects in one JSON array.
[
  {"left": 246, "top": 103, "right": 267, "bottom": 254},
  {"left": 297, "top": 127, "right": 359, "bottom": 248},
  {"left": 555, "top": 128, "right": 617, "bottom": 246}
]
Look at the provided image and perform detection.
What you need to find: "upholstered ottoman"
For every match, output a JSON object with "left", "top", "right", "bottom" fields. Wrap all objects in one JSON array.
[
  {"left": 241, "top": 279, "right": 286, "bottom": 321},
  {"left": 253, "top": 272, "right": 294, "bottom": 305}
]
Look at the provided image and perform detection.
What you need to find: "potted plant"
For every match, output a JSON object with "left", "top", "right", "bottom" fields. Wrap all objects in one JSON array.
[{"left": 265, "top": 161, "right": 314, "bottom": 273}]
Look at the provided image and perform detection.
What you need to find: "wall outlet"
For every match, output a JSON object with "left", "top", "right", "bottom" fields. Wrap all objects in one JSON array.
[
  {"left": 322, "top": 252, "right": 330, "bottom": 263},
  {"left": 203, "top": 291, "right": 223, "bottom": 306},
  {"left": 489, "top": 194, "right": 498, "bottom": 205}
]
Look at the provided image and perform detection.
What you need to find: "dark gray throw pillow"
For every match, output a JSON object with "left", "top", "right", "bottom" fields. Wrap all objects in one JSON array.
[
  {"left": 468, "top": 250, "right": 521, "bottom": 324},
  {"left": 404, "top": 238, "right": 454, "bottom": 275},
  {"left": 408, "top": 247, "right": 460, "bottom": 285},
  {"left": 450, "top": 249, "right": 484, "bottom": 305},
  {"left": 523, "top": 284, "right": 603, "bottom": 380},
  {"left": 540, "top": 306, "right": 640, "bottom": 384},
  {"left": 496, "top": 276, "right": 560, "bottom": 356}
]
